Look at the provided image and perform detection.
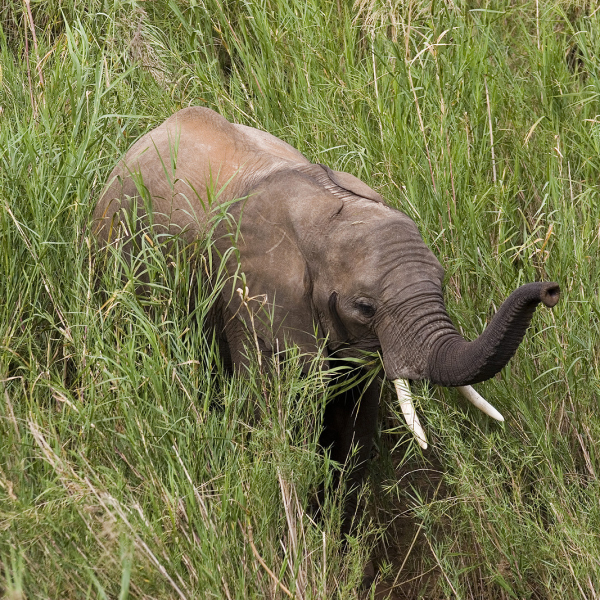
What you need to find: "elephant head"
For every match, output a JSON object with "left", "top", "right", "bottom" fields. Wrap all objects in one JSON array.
[
  {"left": 93, "top": 106, "right": 560, "bottom": 451},
  {"left": 213, "top": 162, "right": 559, "bottom": 446}
]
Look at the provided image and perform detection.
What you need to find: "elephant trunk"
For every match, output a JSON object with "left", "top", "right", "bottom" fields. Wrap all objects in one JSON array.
[{"left": 426, "top": 282, "right": 560, "bottom": 387}]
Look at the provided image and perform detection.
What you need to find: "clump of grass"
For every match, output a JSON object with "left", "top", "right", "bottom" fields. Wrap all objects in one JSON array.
[{"left": 2, "top": 1, "right": 600, "bottom": 597}]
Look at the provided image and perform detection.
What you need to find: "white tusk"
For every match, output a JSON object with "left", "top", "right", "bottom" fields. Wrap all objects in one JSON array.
[
  {"left": 393, "top": 379, "right": 428, "bottom": 449},
  {"left": 456, "top": 385, "right": 504, "bottom": 422}
]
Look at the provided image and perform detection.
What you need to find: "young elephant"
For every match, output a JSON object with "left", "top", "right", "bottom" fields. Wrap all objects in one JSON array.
[{"left": 93, "top": 107, "right": 559, "bottom": 528}]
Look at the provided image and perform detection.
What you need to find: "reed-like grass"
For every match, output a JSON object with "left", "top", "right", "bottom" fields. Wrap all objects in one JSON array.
[{"left": 1, "top": 1, "right": 599, "bottom": 597}]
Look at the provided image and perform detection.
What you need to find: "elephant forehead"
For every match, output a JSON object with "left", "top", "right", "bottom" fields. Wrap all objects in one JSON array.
[
  {"left": 356, "top": 251, "right": 445, "bottom": 295},
  {"left": 335, "top": 212, "right": 440, "bottom": 264},
  {"left": 334, "top": 201, "right": 419, "bottom": 240},
  {"left": 323, "top": 215, "right": 444, "bottom": 294}
]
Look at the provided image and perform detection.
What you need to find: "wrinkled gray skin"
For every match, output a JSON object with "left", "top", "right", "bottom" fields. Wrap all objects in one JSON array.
[{"left": 93, "top": 107, "right": 560, "bottom": 531}]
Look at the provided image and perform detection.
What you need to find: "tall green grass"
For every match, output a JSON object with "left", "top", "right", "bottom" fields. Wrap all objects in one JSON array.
[{"left": 1, "top": 0, "right": 599, "bottom": 597}]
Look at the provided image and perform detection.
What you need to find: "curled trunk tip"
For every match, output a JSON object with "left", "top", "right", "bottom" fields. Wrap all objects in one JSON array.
[
  {"left": 426, "top": 281, "right": 561, "bottom": 387},
  {"left": 540, "top": 282, "right": 560, "bottom": 308}
]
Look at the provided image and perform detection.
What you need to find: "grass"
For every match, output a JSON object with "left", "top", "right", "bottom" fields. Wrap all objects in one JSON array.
[{"left": 1, "top": 0, "right": 600, "bottom": 597}]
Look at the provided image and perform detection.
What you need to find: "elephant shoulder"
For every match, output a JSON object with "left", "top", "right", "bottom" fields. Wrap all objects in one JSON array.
[
  {"left": 161, "top": 106, "right": 232, "bottom": 132},
  {"left": 115, "top": 107, "right": 231, "bottom": 165},
  {"left": 166, "top": 108, "right": 309, "bottom": 166},
  {"left": 232, "top": 123, "right": 310, "bottom": 165}
]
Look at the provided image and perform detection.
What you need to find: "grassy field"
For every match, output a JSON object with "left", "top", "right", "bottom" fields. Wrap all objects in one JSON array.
[{"left": 1, "top": 0, "right": 600, "bottom": 598}]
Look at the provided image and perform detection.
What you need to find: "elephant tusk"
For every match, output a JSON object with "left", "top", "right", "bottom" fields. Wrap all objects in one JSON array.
[
  {"left": 456, "top": 385, "right": 504, "bottom": 422},
  {"left": 393, "top": 379, "right": 428, "bottom": 449}
]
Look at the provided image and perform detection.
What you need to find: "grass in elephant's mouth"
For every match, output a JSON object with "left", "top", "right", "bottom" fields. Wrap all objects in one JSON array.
[{"left": 1, "top": 0, "right": 599, "bottom": 598}]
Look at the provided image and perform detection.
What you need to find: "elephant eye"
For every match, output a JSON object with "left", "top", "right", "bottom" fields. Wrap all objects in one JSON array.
[{"left": 355, "top": 300, "right": 376, "bottom": 319}]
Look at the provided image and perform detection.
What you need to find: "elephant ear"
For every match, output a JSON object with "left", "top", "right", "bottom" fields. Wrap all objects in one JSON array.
[
  {"left": 215, "top": 169, "right": 343, "bottom": 367},
  {"left": 318, "top": 164, "right": 384, "bottom": 203}
]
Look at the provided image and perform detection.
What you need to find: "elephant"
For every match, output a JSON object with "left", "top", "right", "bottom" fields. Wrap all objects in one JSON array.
[{"left": 93, "top": 106, "right": 560, "bottom": 531}]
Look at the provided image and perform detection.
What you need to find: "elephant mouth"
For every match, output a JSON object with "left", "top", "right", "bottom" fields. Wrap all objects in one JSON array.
[{"left": 391, "top": 379, "right": 504, "bottom": 449}]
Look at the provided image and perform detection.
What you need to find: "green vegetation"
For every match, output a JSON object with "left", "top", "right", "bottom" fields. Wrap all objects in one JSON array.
[{"left": 1, "top": 0, "right": 599, "bottom": 597}]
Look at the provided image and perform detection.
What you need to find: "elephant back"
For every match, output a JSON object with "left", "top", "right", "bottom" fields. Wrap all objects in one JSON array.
[{"left": 92, "top": 107, "right": 309, "bottom": 246}]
